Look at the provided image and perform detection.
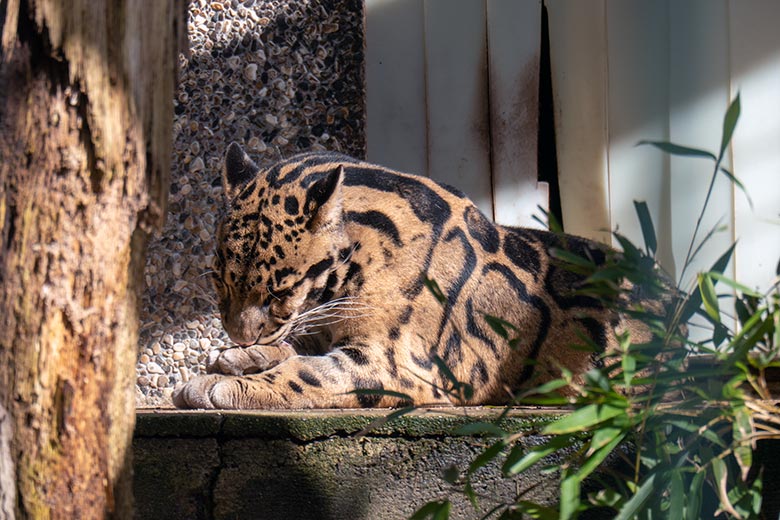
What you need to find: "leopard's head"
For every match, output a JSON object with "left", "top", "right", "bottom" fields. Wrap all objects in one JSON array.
[{"left": 212, "top": 143, "right": 349, "bottom": 346}]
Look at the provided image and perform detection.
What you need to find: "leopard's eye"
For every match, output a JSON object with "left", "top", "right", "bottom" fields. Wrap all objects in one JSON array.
[{"left": 272, "top": 287, "right": 292, "bottom": 300}]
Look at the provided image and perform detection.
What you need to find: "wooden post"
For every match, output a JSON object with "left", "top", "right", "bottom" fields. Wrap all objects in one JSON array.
[{"left": 0, "top": 0, "right": 185, "bottom": 517}]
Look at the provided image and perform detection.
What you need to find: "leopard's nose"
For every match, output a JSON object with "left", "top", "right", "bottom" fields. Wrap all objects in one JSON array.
[{"left": 226, "top": 306, "right": 266, "bottom": 346}]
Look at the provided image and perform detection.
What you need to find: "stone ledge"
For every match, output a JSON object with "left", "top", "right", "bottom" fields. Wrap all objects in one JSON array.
[
  {"left": 133, "top": 407, "right": 566, "bottom": 520},
  {"left": 135, "top": 406, "right": 564, "bottom": 440},
  {"left": 133, "top": 407, "right": 780, "bottom": 520}
]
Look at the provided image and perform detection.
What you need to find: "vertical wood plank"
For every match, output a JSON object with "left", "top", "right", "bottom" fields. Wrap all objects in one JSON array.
[
  {"left": 487, "top": 0, "right": 546, "bottom": 228},
  {"left": 546, "top": 0, "right": 611, "bottom": 243},
  {"left": 365, "top": 0, "right": 427, "bottom": 175},
  {"left": 424, "top": 0, "right": 494, "bottom": 216},
  {"left": 605, "top": 1, "right": 673, "bottom": 270},
  {"left": 729, "top": 0, "right": 780, "bottom": 291},
  {"left": 669, "top": 0, "right": 733, "bottom": 287}
]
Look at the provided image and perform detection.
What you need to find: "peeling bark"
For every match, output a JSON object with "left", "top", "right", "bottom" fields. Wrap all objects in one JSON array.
[{"left": 0, "top": 1, "right": 186, "bottom": 517}]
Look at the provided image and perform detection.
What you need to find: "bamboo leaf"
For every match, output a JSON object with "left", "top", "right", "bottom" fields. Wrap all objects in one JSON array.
[
  {"left": 559, "top": 471, "right": 581, "bottom": 520},
  {"left": 720, "top": 94, "right": 741, "bottom": 161},
  {"left": 719, "top": 166, "right": 753, "bottom": 210},
  {"left": 432, "top": 355, "right": 458, "bottom": 386},
  {"left": 682, "top": 244, "right": 735, "bottom": 323},
  {"left": 733, "top": 406, "right": 754, "bottom": 480},
  {"left": 410, "top": 500, "right": 451, "bottom": 520},
  {"left": 638, "top": 140, "right": 717, "bottom": 160},
  {"left": 503, "top": 436, "right": 571, "bottom": 476},
  {"left": 577, "top": 431, "right": 625, "bottom": 482},
  {"left": 670, "top": 471, "right": 684, "bottom": 520},
  {"left": 549, "top": 248, "right": 597, "bottom": 269},
  {"left": 707, "top": 272, "right": 762, "bottom": 297},
  {"left": 521, "top": 378, "right": 570, "bottom": 398},
  {"left": 482, "top": 314, "right": 518, "bottom": 340},
  {"left": 712, "top": 456, "right": 741, "bottom": 518},
  {"left": 424, "top": 277, "right": 447, "bottom": 305},
  {"left": 512, "top": 501, "right": 560, "bottom": 520},
  {"left": 614, "top": 472, "right": 656, "bottom": 520},
  {"left": 468, "top": 440, "right": 505, "bottom": 475},
  {"left": 543, "top": 403, "right": 625, "bottom": 435},
  {"left": 687, "top": 470, "right": 706, "bottom": 518},
  {"left": 633, "top": 200, "right": 657, "bottom": 255},
  {"left": 622, "top": 351, "right": 636, "bottom": 388}
]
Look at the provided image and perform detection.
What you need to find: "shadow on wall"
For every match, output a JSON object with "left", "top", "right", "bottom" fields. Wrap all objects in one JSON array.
[{"left": 136, "top": 0, "right": 365, "bottom": 404}]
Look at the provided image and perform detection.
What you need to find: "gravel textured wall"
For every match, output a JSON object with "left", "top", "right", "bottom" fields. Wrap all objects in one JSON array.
[{"left": 137, "top": 0, "right": 365, "bottom": 405}]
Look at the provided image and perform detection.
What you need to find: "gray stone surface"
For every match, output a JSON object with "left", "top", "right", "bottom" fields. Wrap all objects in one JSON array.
[
  {"left": 137, "top": 0, "right": 366, "bottom": 406},
  {"left": 133, "top": 408, "right": 565, "bottom": 520}
]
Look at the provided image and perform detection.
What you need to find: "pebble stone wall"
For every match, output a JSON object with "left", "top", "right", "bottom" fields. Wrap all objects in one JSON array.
[{"left": 137, "top": 0, "right": 365, "bottom": 406}]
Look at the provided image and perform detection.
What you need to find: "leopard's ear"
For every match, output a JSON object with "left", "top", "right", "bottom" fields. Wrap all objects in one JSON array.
[
  {"left": 304, "top": 165, "right": 344, "bottom": 230},
  {"left": 222, "top": 142, "right": 259, "bottom": 201}
]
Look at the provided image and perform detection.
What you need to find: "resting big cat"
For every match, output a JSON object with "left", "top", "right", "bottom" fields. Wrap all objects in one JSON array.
[{"left": 173, "top": 143, "right": 667, "bottom": 409}]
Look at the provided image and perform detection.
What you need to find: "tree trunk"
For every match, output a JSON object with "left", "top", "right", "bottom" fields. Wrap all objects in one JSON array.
[{"left": 0, "top": 0, "right": 186, "bottom": 517}]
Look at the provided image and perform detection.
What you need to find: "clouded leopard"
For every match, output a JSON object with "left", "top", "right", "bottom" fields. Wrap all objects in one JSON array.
[{"left": 173, "top": 143, "right": 666, "bottom": 409}]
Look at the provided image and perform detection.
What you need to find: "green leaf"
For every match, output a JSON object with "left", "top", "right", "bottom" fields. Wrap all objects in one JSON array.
[
  {"left": 432, "top": 355, "right": 458, "bottom": 386},
  {"left": 670, "top": 471, "right": 684, "bottom": 520},
  {"left": 720, "top": 93, "right": 741, "bottom": 161},
  {"left": 503, "top": 436, "right": 571, "bottom": 475},
  {"left": 588, "top": 426, "right": 625, "bottom": 456},
  {"left": 613, "top": 233, "right": 643, "bottom": 262},
  {"left": 687, "top": 469, "right": 706, "bottom": 518},
  {"left": 633, "top": 200, "right": 657, "bottom": 255},
  {"left": 719, "top": 166, "right": 753, "bottom": 210},
  {"left": 707, "top": 272, "right": 762, "bottom": 297},
  {"left": 615, "top": 472, "right": 656, "bottom": 520},
  {"left": 698, "top": 273, "right": 720, "bottom": 322},
  {"left": 549, "top": 248, "right": 597, "bottom": 270},
  {"left": 543, "top": 403, "right": 625, "bottom": 435},
  {"left": 410, "top": 500, "right": 451, "bottom": 520},
  {"left": 711, "top": 456, "right": 738, "bottom": 517},
  {"left": 521, "top": 378, "right": 570, "bottom": 398},
  {"left": 482, "top": 314, "right": 519, "bottom": 340},
  {"left": 559, "top": 471, "right": 581, "bottom": 520},
  {"left": 733, "top": 406, "right": 754, "bottom": 480},
  {"left": 533, "top": 205, "right": 564, "bottom": 234},
  {"left": 638, "top": 140, "right": 717, "bottom": 161},
  {"left": 577, "top": 431, "right": 625, "bottom": 482},
  {"left": 424, "top": 277, "right": 447, "bottom": 305},
  {"left": 468, "top": 440, "right": 505, "bottom": 475},
  {"left": 512, "top": 501, "right": 560, "bottom": 520},
  {"left": 622, "top": 351, "right": 636, "bottom": 388},
  {"left": 681, "top": 243, "right": 736, "bottom": 322}
]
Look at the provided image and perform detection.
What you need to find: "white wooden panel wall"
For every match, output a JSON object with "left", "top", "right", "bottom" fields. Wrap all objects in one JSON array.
[
  {"left": 365, "top": 0, "right": 427, "bottom": 176},
  {"left": 424, "top": 0, "right": 493, "bottom": 215},
  {"left": 669, "top": 0, "right": 734, "bottom": 289},
  {"left": 487, "top": 0, "right": 547, "bottom": 226},
  {"left": 365, "top": 0, "right": 546, "bottom": 227},
  {"left": 605, "top": 1, "right": 674, "bottom": 271},
  {"left": 545, "top": 0, "right": 611, "bottom": 244},
  {"left": 729, "top": 0, "right": 780, "bottom": 293},
  {"left": 549, "top": 1, "right": 779, "bottom": 294}
]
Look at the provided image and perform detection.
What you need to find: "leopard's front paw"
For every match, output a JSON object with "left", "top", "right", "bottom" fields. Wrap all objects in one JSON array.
[
  {"left": 206, "top": 347, "right": 257, "bottom": 375},
  {"left": 173, "top": 374, "right": 240, "bottom": 409},
  {"left": 206, "top": 342, "right": 295, "bottom": 375}
]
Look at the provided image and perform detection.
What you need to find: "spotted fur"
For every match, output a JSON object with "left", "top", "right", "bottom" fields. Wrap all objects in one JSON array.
[{"left": 173, "top": 144, "right": 667, "bottom": 409}]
